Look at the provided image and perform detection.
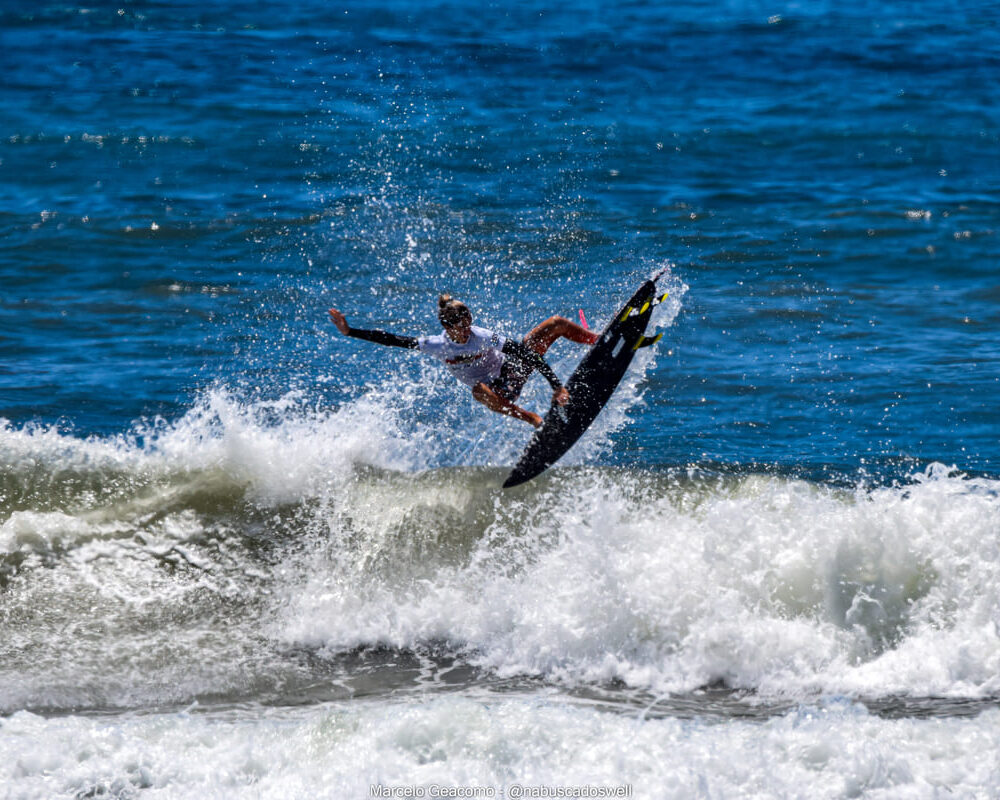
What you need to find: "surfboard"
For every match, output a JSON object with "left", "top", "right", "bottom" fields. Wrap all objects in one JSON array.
[{"left": 503, "top": 273, "right": 667, "bottom": 488}]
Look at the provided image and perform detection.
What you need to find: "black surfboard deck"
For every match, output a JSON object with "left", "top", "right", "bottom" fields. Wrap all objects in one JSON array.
[{"left": 503, "top": 275, "right": 665, "bottom": 488}]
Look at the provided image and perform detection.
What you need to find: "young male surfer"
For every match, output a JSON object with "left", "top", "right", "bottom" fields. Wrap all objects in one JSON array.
[{"left": 328, "top": 295, "right": 598, "bottom": 428}]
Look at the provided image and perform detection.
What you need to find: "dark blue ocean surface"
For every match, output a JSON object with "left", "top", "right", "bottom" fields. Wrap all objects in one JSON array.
[{"left": 2, "top": 0, "right": 999, "bottom": 478}]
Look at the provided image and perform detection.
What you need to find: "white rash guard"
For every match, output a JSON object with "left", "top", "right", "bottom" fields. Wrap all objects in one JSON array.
[{"left": 417, "top": 326, "right": 507, "bottom": 387}]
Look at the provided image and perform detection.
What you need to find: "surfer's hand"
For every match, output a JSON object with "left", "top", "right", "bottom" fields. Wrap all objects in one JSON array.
[
  {"left": 328, "top": 308, "right": 350, "bottom": 335},
  {"left": 553, "top": 386, "right": 570, "bottom": 406}
]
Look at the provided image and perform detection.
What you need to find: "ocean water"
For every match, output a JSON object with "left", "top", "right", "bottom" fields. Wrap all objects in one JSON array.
[{"left": 2, "top": 1, "right": 1000, "bottom": 798}]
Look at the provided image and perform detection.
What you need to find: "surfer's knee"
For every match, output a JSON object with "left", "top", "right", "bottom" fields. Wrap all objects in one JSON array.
[
  {"left": 528, "top": 316, "right": 562, "bottom": 334},
  {"left": 473, "top": 384, "right": 539, "bottom": 427},
  {"left": 525, "top": 317, "right": 566, "bottom": 352},
  {"left": 546, "top": 315, "right": 597, "bottom": 345},
  {"left": 472, "top": 382, "right": 498, "bottom": 408}
]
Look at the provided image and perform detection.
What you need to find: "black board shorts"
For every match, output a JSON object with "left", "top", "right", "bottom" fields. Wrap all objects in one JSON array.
[{"left": 487, "top": 341, "right": 534, "bottom": 402}]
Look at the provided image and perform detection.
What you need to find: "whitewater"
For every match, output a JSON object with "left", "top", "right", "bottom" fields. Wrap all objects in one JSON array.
[{"left": 2, "top": 376, "right": 999, "bottom": 796}]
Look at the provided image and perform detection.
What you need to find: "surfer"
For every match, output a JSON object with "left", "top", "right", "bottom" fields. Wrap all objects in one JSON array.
[{"left": 328, "top": 295, "right": 598, "bottom": 428}]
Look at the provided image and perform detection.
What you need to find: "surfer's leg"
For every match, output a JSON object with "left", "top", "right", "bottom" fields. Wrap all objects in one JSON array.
[
  {"left": 524, "top": 316, "right": 599, "bottom": 354},
  {"left": 472, "top": 383, "right": 542, "bottom": 428}
]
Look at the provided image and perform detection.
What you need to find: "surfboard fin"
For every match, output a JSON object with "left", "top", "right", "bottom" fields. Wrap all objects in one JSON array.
[{"left": 632, "top": 332, "right": 663, "bottom": 350}]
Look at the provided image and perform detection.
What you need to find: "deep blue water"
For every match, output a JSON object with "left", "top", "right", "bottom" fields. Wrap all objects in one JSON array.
[{"left": 2, "top": 0, "right": 999, "bottom": 477}]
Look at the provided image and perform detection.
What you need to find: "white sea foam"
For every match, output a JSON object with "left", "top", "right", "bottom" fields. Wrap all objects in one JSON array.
[
  {"left": 153, "top": 386, "right": 430, "bottom": 503},
  {"left": 3, "top": 384, "right": 999, "bottom": 706},
  {"left": 0, "top": 698, "right": 997, "bottom": 799},
  {"left": 282, "top": 465, "right": 1000, "bottom": 701},
  {"left": 1, "top": 383, "right": 428, "bottom": 514}
]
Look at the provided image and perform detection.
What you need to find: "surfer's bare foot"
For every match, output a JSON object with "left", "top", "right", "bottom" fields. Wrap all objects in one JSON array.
[
  {"left": 527, "top": 412, "right": 543, "bottom": 428},
  {"left": 585, "top": 331, "right": 600, "bottom": 345}
]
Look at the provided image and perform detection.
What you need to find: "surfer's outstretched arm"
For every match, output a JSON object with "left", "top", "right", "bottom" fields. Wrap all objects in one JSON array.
[{"left": 328, "top": 308, "right": 419, "bottom": 349}]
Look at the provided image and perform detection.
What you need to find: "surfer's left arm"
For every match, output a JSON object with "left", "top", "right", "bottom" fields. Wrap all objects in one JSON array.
[{"left": 501, "top": 340, "right": 570, "bottom": 406}]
